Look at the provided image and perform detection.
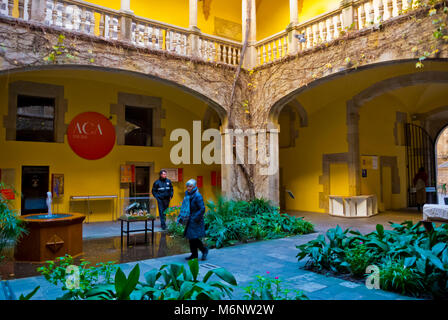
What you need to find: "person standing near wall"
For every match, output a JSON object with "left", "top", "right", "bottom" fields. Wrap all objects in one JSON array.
[
  {"left": 152, "top": 169, "right": 173, "bottom": 230},
  {"left": 413, "top": 167, "right": 428, "bottom": 212},
  {"left": 178, "top": 179, "right": 209, "bottom": 261}
]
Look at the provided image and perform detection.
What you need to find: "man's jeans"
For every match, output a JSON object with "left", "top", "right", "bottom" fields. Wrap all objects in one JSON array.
[{"left": 157, "top": 198, "right": 170, "bottom": 228}]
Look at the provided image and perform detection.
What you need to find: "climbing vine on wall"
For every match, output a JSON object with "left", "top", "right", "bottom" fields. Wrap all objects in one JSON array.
[{"left": 413, "top": 0, "right": 448, "bottom": 67}]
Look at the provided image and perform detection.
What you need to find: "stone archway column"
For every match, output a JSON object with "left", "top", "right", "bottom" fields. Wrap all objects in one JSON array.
[
  {"left": 242, "top": 0, "right": 257, "bottom": 69},
  {"left": 219, "top": 125, "right": 280, "bottom": 204},
  {"left": 220, "top": 128, "right": 235, "bottom": 199},
  {"left": 347, "top": 101, "right": 361, "bottom": 196}
]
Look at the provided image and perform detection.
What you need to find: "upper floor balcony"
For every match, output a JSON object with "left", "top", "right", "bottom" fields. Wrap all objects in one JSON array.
[{"left": 0, "top": 0, "right": 430, "bottom": 69}]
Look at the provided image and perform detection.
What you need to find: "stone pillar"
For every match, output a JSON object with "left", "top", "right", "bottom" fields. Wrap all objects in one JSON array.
[
  {"left": 30, "top": 0, "right": 47, "bottom": 23},
  {"left": 120, "top": 0, "right": 132, "bottom": 13},
  {"left": 287, "top": 0, "right": 299, "bottom": 56},
  {"left": 119, "top": 0, "right": 134, "bottom": 42},
  {"left": 242, "top": 0, "right": 257, "bottom": 69},
  {"left": 340, "top": 0, "right": 355, "bottom": 29},
  {"left": 220, "top": 129, "right": 234, "bottom": 200},
  {"left": 189, "top": 0, "right": 198, "bottom": 29},
  {"left": 346, "top": 101, "right": 361, "bottom": 196},
  {"left": 188, "top": 0, "right": 200, "bottom": 58},
  {"left": 289, "top": 0, "right": 298, "bottom": 25}
]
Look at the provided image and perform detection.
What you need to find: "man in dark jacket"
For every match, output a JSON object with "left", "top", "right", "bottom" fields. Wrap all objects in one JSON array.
[{"left": 152, "top": 169, "right": 174, "bottom": 230}]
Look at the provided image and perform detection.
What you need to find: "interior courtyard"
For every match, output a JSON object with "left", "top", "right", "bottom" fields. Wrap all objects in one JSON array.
[{"left": 1, "top": 0, "right": 448, "bottom": 302}]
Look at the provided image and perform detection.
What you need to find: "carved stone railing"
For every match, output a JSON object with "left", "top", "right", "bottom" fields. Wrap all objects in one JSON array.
[
  {"left": 255, "top": 0, "right": 423, "bottom": 67},
  {"left": 0, "top": 0, "right": 428, "bottom": 68},
  {"left": 198, "top": 33, "right": 241, "bottom": 65},
  {"left": 0, "top": 0, "right": 241, "bottom": 66},
  {"left": 255, "top": 30, "right": 289, "bottom": 66}
]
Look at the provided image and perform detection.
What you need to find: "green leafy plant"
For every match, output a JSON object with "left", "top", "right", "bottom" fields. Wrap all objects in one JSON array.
[
  {"left": 297, "top": 221, "right": 448, "bottom": 298},
  {"left": 379, "top": 258, "right": 425, "bottom": 296},
  {"left": 85, "top": 258, "right": 238, "bottom": 300},
  {"left": 37, "top": 254, "right": 118, "bottom": 300},
  {"left": 243, "top": 272, "right": 309, "bottom": 300},
  {"left": 0, "top": 182, "right": 27, "bottom": 262},
  {"left": 192, "top": 196, "right": 313, "bottom": 249},
  {"left": 344, "top": 241, "right": 375, "bottom": 278},
  {"left": 18, "top": 286, "right": 40, "bottom": 300}
]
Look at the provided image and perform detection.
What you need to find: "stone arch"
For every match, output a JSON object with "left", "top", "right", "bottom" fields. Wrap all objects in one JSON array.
[
  {"left": 267, "top": 59, "right": 448, "bottom": 126},
  {"left": 268, "top": 98, "right": 308, "bottom": 129},
  {"left": 346, "top": 71, "right": 448, "bottom": 199},
  {"left": 0, "top": 65, "right": 229, "bottom": 123}
]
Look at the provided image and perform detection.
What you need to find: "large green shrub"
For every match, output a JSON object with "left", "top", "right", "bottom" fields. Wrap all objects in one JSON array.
[
  {"left": 37, "top": 254, "right": 118, "bottom": 300},
  {"left": 84, "top": 258, "right": 237, "bottom": 300},
  {"left": 166, "top": 196, "right": 314, "bottom": 248},
  {"left": 297, "top": 221, "right": 448, "bottom": 298},
  {"left": 0, "top": 183, "right": 27, "bottom": 262},
  {"left": 203, "top": 196, "right": 314, "bottom": 248}
]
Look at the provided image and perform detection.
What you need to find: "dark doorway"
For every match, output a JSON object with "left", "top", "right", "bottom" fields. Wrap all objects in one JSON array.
[
  {"left": 129, "top": 166, "right": 151, "bottom": 211},
  {"left": 21, "top": 166, "right": 49, "bottom": 215},
  {"left": 405, "top": 123, "right": 437, "bottom": 207}
]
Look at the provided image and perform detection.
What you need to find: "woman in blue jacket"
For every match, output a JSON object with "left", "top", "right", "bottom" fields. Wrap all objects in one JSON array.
[{"left": 178, "top": 179, "right": 209, "bottom": 261}]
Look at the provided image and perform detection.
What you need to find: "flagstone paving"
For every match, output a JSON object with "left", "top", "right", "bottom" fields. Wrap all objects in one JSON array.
[{"left": 2, "top": 230, "right": 417, "bottom": 300}]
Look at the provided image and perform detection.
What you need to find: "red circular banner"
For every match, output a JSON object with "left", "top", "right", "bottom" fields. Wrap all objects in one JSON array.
[{"left": 67, "top": 112, "right": 116, "bottom": 160}]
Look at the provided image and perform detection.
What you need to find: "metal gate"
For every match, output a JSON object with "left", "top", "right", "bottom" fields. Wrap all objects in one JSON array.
[{"left": 405, "top": 123, "right": 437, "bottom": 207}]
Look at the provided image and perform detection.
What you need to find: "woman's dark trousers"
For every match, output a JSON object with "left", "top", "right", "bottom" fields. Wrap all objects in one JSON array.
[{"left": 189, "top": 238, "right": 206, "bottom": 258}]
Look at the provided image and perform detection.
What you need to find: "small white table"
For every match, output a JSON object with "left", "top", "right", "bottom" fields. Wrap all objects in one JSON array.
[{"left": 329, "top": 195, "right": 378, "bottom": 218}]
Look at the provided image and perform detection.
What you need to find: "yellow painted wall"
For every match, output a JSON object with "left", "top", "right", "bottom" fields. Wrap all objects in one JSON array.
[
  {"left": 86, "top": 0, "right": 242, "bottom": 41},
  {"left": 198, "top": 0, "right": 242, "bottom": 41},
  {"left": 299, "top": 0, "right": 341, "bottom": 22},
  {"left": 359, "top": 94, "right": 408, "bottom": 210},
  {"left": 0, "top": 70, "right": 221, "bottom": 222},
  {"left": 85, "top": 0, "right": 121, "bottom": 10},
  {"left": 256, "top": 0, "right": 343, "bottom": 41},
  {"left": 81, "top": 0, "right": 343, "bottom": 42},
  {"left": 279, "top": 99, "right": 349, "bottom": 213},
  {"left": 256, "top": 0, "right": 289, "bottom": 40},
  {"left": 277, "top": 62, "right": 448, "bottom": 214}
]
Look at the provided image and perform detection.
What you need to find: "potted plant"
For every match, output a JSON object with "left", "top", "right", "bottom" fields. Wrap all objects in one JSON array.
[{"left": 0, "top": 182, "right": 27, "bottom": 265}]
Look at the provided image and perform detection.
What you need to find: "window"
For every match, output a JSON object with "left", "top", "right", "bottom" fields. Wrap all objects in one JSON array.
[
  {"left": 16, "top": 95, "right": 55, "bottom": 142},
  {"left": 111, "top": 92, "right": 164, "bottom": 147},
  {"left": 125, "top": 105, "right": 153, "bottom": 146}
]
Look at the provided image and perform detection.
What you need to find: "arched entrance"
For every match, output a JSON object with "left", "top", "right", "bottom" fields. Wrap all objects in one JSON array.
[
  {"left": 0, "top": 67, "right": 226, "bottom": 221},
  {"left": 269, "top": 60, "right": 448, "bottom": 215},
  {"left": 436, "top": 126, "right": 448, "bottom": 205}
]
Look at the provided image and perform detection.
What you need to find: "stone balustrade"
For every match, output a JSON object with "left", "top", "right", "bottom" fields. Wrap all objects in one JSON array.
[
  {"left": 0, "top": 0, "right": 433, "bottom": 68},
  {"left": 255, "top": 0, "right": 422, "bottom": 67},
  {"left": 256, "top": 31, "right": 289, "bottom": 66},
  {"left": 198, "top": 34, "right": 241, "bottom": 65},
  {"left": 0, "top": 0, "right": 242, "bottom": 65}
]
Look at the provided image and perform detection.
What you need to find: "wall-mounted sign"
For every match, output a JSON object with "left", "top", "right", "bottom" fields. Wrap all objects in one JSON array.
[
  {"left": 121, "top": 165, "right": 135, "bottom": 183},
  {"left": 67, "top": 112, "right": 116, "bottom": 160},
  {"left": 361, "top": 155, "right": 378, "bottom": 170},
  {"left": 51, "top": 174, "right": 64, "bottom": 198},
  {"left": 211, "top": 171, "right": 217, "bottom": 186},
  {"left": 0, "top": 189, "right": 15, "bottom": 200},
  {"left": 197, "top": 176, "right": 203, "bottom": 188},
  {"left": 163, "top": 168, "right": 179, "bottom": 182}
]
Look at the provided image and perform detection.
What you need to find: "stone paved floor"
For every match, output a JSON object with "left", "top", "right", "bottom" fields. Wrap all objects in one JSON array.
[{"left": 1, "top": 210, "right": 428, "bottom": 300}]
